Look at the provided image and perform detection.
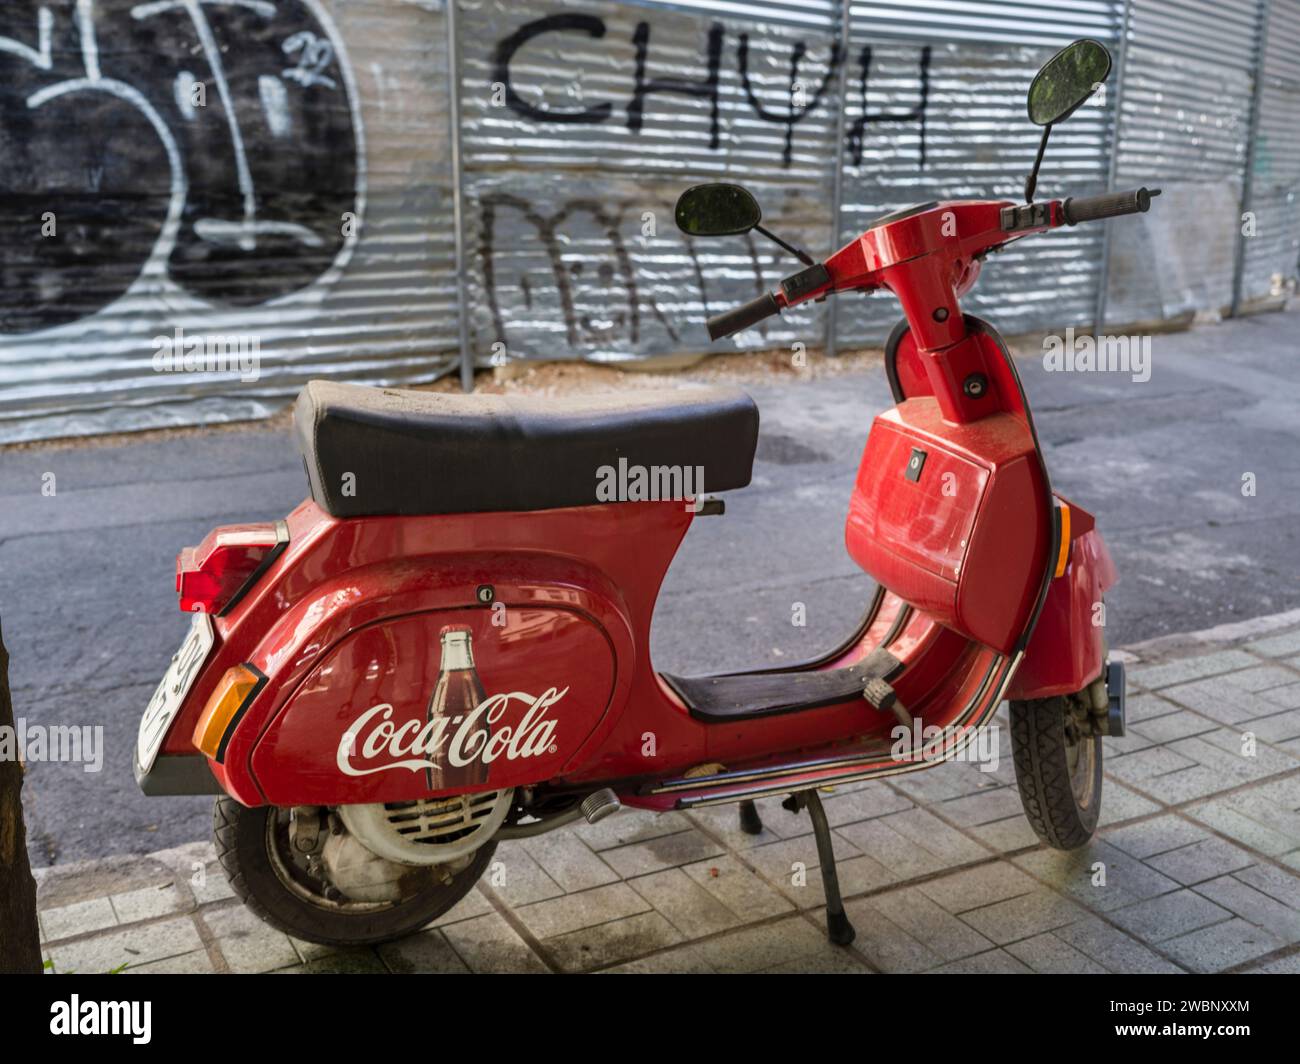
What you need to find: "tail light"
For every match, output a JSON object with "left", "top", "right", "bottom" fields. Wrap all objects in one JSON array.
[{"left": 177, "top": 520, "right": 288, "bottom": 615}]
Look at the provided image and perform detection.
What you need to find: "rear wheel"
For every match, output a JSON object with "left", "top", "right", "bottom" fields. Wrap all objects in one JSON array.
[
  {"left": 213, "top": 798, "right": 495, "bottom": 947},
  {"left": 1009, "top": 692, "right": 1103, "bottom": 850}
]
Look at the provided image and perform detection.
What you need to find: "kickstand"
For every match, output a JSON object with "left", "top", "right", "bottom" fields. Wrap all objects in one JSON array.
[{"left": 783, "top": 789, "right": 856, "bottom": 946}]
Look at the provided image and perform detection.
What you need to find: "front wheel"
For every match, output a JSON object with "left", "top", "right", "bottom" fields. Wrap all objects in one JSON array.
[
  {"left": 213, "top": 798, "right": 495, "bottom": 947},
  {"left": 1009, "top": 692, "right": 1103, "bottom": 850}
]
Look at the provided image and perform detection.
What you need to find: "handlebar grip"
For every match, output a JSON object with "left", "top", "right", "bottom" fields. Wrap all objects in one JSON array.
[
  {"left": 1062, "top": 187, "right": 1161, "bottom": 225},
  {"left": 707, "top": 292, "right": 781, "bottom": 341}
]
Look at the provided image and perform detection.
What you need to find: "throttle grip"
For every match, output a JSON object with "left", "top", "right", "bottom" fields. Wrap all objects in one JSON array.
[
  {"left": 707, "top": 292, "right": 781, "bottom": 340},
  {"left": 1062, "top": 187, "right": 1161, "bottom": 225}
]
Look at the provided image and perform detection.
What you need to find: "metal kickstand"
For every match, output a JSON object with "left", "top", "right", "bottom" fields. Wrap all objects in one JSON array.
[{"left": 782, "top": 789, "right": 856, "bottom": 946}]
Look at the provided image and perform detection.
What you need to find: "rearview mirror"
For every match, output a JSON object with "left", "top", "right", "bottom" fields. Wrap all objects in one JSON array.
[
  {"left": 1027, "top": 39, "right": 1111, "bottom": 127},
  {"left": 675, "top": 183, "right": 762, "bottom": 237}
]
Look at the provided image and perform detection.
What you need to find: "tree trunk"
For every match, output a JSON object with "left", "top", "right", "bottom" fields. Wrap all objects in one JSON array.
[{"left": 0, "top": 618, "right": 42, "bottom": 973}]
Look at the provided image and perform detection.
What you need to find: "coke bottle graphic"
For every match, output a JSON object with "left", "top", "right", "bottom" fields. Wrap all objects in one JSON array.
[{"left": 426, "top": 625, "right": 489, "bottom": 790}]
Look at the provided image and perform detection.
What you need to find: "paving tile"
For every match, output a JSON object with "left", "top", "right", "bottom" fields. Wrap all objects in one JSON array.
[
  {"left": 1246, "top": 708, "right": 1300, "bottom": 745},
  {"left": 1194, "top": 874, "right": 1300, "bottom": 944},
  {"left": 681, "top": 854, "right": 795, "bottom": 922},
  {"left": 1222, "top": 665, "right": 1300, "bottom": 693},
  {"left": 515, "top": 882, "right": 649, "bottom": 940},
  {"left": 916, "top": 861, "right": 1039, "bottom": 914},
  {"left": 686, "top": 915, "right": 841, "bottom": 974},
  {"left": 377, "top": 929, "right": 470, "bottom": 974},
  {"left": 1108, "top": 890, "right": 1232, "bottom": 943},
  {"left": 479, "top": 842, "right": 564, "bottom": 908},
  {"left": 48, "top": 915, "right": 203, "bottom": 974},
  {"left": 835, "top": 807, "right": 987, "bottom": 881},
  {"left": 867, "top": 885, "right": 995, "bottom": 960},
  {"left": 928, "top": 948, "right": 1034, "bottom": 974},
  {"left": 1161, "top": 917, "right": 1285, "bottom": 973},
  {"left": 628, "top": 868, "right": 742, "bottom": 938},
  {"left": 543, "top": 911, "right": 683, "bottom": 972},
  {"left": 937, "top": 786, "right": 1027, "bottom": 828},
  {"left": 39, "top": 897, "right": 117, "bottom": 942},
  {"left": 428, "top": 884, "right": 496, "bottom": 927},
  {"left": 1096, "top": 780, "right": 1164, "bottom": 827},
  {"left": 1231, "top": 861, "right": 1300, "bottom": 909},
  {"left": 1247, "top": 630, "right": 1300, "bottom": 658},
  {"left": 122, "top": 949, "right": 216, "bottom": 975},
  {"left": 599, "top": 828, "right": 725, "bottom": 879},
  {"left": 440, "top": 912, "right": 549, "bottom": 974},
  {"left": 109, "top": 883, "right": 185, "bottom": 924},
  {"left": 1005, "top": 931, "right": 1108, "bottom": 973},
  {"left": 519, "top": 828, "right": 619, "bottom": 893},
  {"left": 757, "top": 950, "right": 872, "bottom": 974},
  {"left": 1162, "top": 676, "right": 1296, "bottom": 728},
  {"left": 1053, "top": 915, "right": 1184, "bottom": 974},
  {"left": 1186, "top": 794, "right": 1300, "bottom": 857},
  {"left": 1104, "top": 815, "right": 1210, "bottom": 860},
  {"left": 966, "top": 814, "right": 1041, "bottom": 853},
  {"left": 1014, "top": 840, "right": 1179, "bottom": 913},
  {"left": 957, "top": 887, "right": 1086, "bottom": 945},
  {"left": 202, "top": 903, "right": 299, "bottom": 974},
  {"left": 1128, "top": 651, "right": 1257, "bottom": 691},
  {"left": 1145, "top": 836, "right": 1256, "bottom": 886},
  {"left": 275, "top": 949, "right": 389, "bottom": 974},
  {"left": 571, "top": 809, "right": 692, "bottom": 851},
  {"left": 1262, "top": 683, "right": 1300, "bottom": 710},
  {"left": 819, "top": 780, "right": 915, "bottom": 825}
]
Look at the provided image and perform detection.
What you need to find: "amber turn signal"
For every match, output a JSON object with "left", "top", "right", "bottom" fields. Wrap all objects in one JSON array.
[
  {"left": 1053, "top": 500, "right": 1072, "bottom": 579},
  {"left": 194, "top": 664, "right": 264, "bottom": 762}
]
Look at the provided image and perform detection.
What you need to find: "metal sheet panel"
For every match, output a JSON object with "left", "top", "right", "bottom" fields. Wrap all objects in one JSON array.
[
  {"left": 457, "top": 0, "right": 841, "bottom": 362},
  {"left": 1241, "top": 0, "right": 1300, "bottom": 306},
  {"left": 1107, "top": 0, "right": 1263, "bottom": 322},
  {"left": 835, "top": 39, "right": 1115, "bottom": 345},
  {"left": 0, "top": 0, "right": 459, "bottom": 443},
  {"left": 849, "top": 0, "right": 1119, "bottom": 46}
]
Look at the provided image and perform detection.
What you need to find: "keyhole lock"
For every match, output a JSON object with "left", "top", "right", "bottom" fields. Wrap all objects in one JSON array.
[
  {"left": 963, "top": 373, "right": 989, "bottom": 399},
  {"left": 476, "top": 584, "right": 494, "bottom": 604}
]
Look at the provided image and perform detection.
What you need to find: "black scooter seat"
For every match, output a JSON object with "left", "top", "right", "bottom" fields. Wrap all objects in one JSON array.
[{"left": 294, "top": 380, "right": 759, "bottom": 518}]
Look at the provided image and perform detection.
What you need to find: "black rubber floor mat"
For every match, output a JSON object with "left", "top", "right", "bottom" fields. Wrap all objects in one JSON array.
[{"left": 661, "top": 648, "right": 903, "bottom": 722}]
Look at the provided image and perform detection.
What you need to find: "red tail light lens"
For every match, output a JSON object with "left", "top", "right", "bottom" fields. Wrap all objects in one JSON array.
[{"left": 177, "top": 521, "right": 288, "bottom": 614}]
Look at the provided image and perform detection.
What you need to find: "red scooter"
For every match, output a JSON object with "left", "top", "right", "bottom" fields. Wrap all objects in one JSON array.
[{"left": 136, "top": 40, "right": 1152, "bottom": 948}]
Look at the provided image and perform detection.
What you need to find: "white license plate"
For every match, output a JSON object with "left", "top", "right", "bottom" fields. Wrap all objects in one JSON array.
[{"left": 136, "top": 613, "right": 215, "bottom": 774}]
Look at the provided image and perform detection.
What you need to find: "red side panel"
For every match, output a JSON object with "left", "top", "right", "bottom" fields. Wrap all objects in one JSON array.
[
  {"left": 845, "top": 398, "right": 1049, "bottom": 653},
  {"left": 1008, "top": 522, "right": 1118, "bottom": 700},
  {"left": 250, "top": 607, "right": 615, "bottom": 806}
]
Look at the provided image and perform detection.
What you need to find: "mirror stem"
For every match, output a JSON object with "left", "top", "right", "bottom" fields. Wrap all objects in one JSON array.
[
  {"left": 754, "top": 224, "right": 815, "bottom": 267},
  {"left": 1024, "top": 124, "right": 1052, "bottom": 204}
]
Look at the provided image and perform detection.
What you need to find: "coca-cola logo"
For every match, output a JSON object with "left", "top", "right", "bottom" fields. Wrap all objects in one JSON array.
[{"left": 336, "top": 687, "right": 567, "bottom": 777}]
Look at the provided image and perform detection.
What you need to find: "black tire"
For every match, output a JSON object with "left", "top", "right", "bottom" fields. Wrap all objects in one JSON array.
[
  {"left": 1009, "top": 694, "right": 1102, "bottom": 850},
  {"left": 213, "top": 798, "right": 495, "bottom": 947}
]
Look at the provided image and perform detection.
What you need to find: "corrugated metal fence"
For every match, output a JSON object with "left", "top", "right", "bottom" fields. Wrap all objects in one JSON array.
[{"left": 0, "top": 0, "right": 1295, "bottom": 442}]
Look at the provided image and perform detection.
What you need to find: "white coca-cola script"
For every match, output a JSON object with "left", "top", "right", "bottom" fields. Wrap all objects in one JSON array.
[{"left": 336, "top": 687, "right": 567, "bottom": 776}]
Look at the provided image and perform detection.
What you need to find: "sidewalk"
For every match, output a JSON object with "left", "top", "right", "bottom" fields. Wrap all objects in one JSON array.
[{"left": 33, "top": 615, "right": 1300, "bottom": 975}]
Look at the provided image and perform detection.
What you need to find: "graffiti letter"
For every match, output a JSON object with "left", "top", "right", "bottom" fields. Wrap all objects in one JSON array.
[
  {"left": 492, "top": 14, "right": 613, "bottom": 124},
  {"left": 627, "top": 21, "right": 722, "bottom": 149}
]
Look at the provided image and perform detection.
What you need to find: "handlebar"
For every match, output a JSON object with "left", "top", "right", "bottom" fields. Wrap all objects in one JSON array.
[
  {"left": 707, "top": 291, "right": 781, "bottom": 340},
  {"left": 1061, "top": 186, "right": 1161, "bottom": 225}
]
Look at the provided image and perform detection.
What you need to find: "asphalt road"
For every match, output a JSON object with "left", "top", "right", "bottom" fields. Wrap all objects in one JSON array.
[{"left": 4, "top": 308, "right": 1299, "bottom": 865}]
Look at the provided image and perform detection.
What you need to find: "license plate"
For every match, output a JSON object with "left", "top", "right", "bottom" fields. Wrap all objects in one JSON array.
[{"left": 136, "top": 612, "right": 215, "bottom": 774}]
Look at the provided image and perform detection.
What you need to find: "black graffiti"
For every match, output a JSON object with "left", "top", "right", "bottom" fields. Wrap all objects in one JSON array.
[
  {"left": 480, "top": 195, "right": 786, "bottom": 353},
  {"left": 492, "top": 13, "right": 614, "bottom": 124},
  {"left": 0, "top": 0, "right": 359, "bottom": 335},
  {"left": 737, "top": 33, "right": 842, "bottom": 165},
  {"left": 494, "top": 15, "right": 847, "bottom": 167},
  {"left": 847, "top": 45, "right": 931, "bottom": 168},
  {"left": 628, "top": 21, "right": 723, "bottom": 148},
  {"left": 480, "top": 193, "right": 642, "bottom": 349}
]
